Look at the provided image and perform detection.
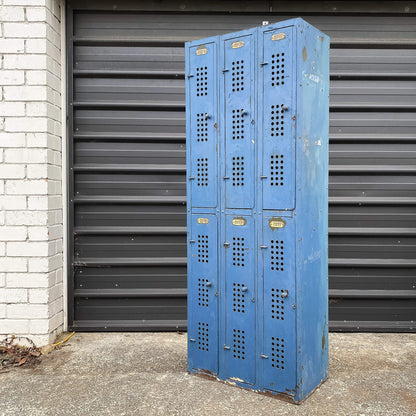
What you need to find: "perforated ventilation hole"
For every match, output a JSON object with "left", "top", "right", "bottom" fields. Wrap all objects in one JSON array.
[
  {"left": 232, "top": 282, "right": 246, "bottom": 313},
  {"left": 196, "top": 66, "right": 208, "bottom": 97},
  {"left": 198, "top": 322, "right": 209, "bottom": 351},
  {"left": 270, "top": 104, "right": 285, "bottom": 137},
  {"left": 196, "top": 157, "right": 208, "bottom": 187},
  {"left": 231, "top": 60, "right": 245, "bottom": 92},
  {"left": 271, "top": 337, "right": 285, "bottom": 369},
  {"left": 232, "top": 329, "right": 246, "bottom": 360},
  {"left": 196, "top": 113, "right": 208, "bottom": 142},
  {"left": 198, "top": 278, "right": 209, "bottom": 307},
  {"left": 232, "top": 237, "right": 245, "bottom": 267},
  {"left": 231, "top": 109, "right": 245, "bottom": 140},
  {"left": 197, "top": 234, "right": 209, "bottom": 263},
  {"left": 270, "top": 53, "right": 285, "bottom": 87},
  {"left": 271, "top": 288, "right": 286, "bottom": 320},
  {"left": 270, "top": 155, "right": 284, "bottom": 187},
  {"left": 270, "top": 240, "right": 284, "bottom": 271},
  {"left": 232, "top": 156, "right": 245, "bottom": 187}
]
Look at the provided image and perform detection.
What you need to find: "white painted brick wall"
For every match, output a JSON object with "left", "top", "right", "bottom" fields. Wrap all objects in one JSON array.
[{"left": 0, "top": 0, "right": 64, "bottom": 346}]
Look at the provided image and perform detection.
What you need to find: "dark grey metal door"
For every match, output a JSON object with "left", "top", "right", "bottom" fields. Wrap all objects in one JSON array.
[{"left": 67, "top": 1, "right": 416, "bottom": 332}]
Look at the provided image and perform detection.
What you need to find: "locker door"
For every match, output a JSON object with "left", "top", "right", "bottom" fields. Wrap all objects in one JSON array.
[
  {"left": 188, "top": 41, "right": 218, "bottom": 208},
  {"left": 224, "top": 215, "right": 256, "bottom": 384},
  {"left": 223, "top": 34, "right": 255, "bottom": 209},
  {"left": 261, "top": 27, "right": 295, "bottom": 210},
  {"left": 189, "top": 214, "right": 219, "bottom": 374},
  {"left": 261, "top": 216, "right": 296, "bottom": 393}
]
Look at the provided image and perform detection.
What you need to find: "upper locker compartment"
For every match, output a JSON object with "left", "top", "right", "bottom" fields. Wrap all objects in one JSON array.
[
  {"left": 260, "top": 26, "right": 296, "bottom": 211},
  {"left": 188, "top": 41, "right": 218, "bottom": 208},
  {"left": 222, "top": 32, "right": 255, "bottom": 209}
]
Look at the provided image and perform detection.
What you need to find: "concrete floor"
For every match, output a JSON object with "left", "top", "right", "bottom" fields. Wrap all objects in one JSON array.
[{"left": 0, "top": 333, "right": 415, "bottom": 416}]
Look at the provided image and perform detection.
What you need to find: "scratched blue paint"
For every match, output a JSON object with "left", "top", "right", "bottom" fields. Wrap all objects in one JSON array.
[{"left": 186, "top": 18, "right": 329, "bottom": 403}]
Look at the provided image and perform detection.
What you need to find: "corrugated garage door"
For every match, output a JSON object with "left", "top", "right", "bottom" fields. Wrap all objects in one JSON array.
[{"left": 67, "top": 1, "right": 416, "bottom": 331}]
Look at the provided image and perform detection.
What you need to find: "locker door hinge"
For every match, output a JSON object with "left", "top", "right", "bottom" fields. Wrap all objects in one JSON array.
[
  {"left": 224, "top": 345, "right": 231, "bottom": 350},
  {"left": 260, "top": 354, "right": 269, "bottom": 359},
  {"left": 260, "top": 245, "right": 268, "bottom": 249},
  {"left": 223, "top": 242, "right": 230, "bottom": 248}
]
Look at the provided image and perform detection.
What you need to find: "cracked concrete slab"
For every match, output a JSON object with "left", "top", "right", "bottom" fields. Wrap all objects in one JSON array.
[{"left": 0, "top": 333, "right": 415, "bottom": 416}]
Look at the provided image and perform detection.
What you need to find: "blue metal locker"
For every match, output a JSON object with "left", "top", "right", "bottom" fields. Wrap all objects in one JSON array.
[{"left": 186, "top": 18, "right": 330, "bottom": 403}]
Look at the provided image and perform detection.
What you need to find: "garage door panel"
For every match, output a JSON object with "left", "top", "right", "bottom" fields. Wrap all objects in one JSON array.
[
  {"left": 68, "top": 3, "right": 416, "bottom": 332},
  {"left": 74, "top": 204, "right": 186, "bottom": 228}
]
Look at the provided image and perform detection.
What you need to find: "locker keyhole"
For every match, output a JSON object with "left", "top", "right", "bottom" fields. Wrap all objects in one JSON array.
[
  {"left": 198, "top": 278, "right": 209, "bottom": 307},
  {"left": 231, "top": 60, "right": 245, "bottom": 92},
  {"left": 232, "top": 156, "right": 245, "bottom": 186},
  {"left": 271, "top": 288, "right": 286, "bottom": 320},
  {"left": 196, "top": 113, "right": 208, "bottom": 142},
  {"left": 232, "top": 283, "right": 246, "bottom": 313},
  {"left": 232, "top": 109, "right": 245, "bottom": 140},
  {"left": 232, "top": 329, "right": 246, "bottom": 360},
  {"left": 271, "top": 337, "right": 285, "bottom": 369},
  {"left": 270, "top": 155, "right": 284, "bottom": 187},
  {"left": 271, "top": 53, "right": 285, "bottom": 87},
  {"left": 196, "top": 158, "right": 208, "bottom": 187},
  {"left": 198, "top": 322, "right": 209, "bottom": 351},
  {"left": 196, "top": 66, "right": 208, "bottom": 96},
  {"left": 270, "top": 240, "right": 284, "bottom": 271},
  {"left": 197, "top": 234, "right": 209, "bottom": 263},
  {"left": 232, "top": 237, "right": 245, "bottom": 267},
  {"left": 271, "top": 104, "right": 285, "bottom": 137}
]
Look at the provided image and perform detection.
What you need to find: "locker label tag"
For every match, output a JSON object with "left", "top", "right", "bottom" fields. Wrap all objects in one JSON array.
[
  {"left": 197, "top": 217, "right": 209, "bottom": 224},
  {"left": 232, "top": 217, "right": 247, "bottom": 226},
  {"left": 269, "top": 218, "right": 286, "bottom": 229},
  {"left": 231, "top": 41, "right": 245, "bottom": 49},
  {"left": 196, "top": 45, "right": 208, "bottom": 56},
  {"left": 271, "top": 33, "right": 286, "bottom": 41}
]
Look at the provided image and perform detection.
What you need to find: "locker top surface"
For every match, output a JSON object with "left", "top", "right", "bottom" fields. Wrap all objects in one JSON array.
[{"left": 185, "top": 17, "right": 329, "bottom": 47}]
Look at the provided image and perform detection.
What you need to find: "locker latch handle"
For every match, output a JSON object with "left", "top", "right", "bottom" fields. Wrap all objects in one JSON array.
[
  {"left": 189, "top": 240, "right": 195, "bottom": 244},
  {"left": 282, "top": 105, "right": 289, "bottom": 111},
  {"left": 190, "top": 338, "right": 196, "bottom": 342},
  {"left": 241, "top": 286, "right": 248, "bottom": 292},
  {"left": 281, "top": 290, "right": 289, "bottom": 299},
  {"left": 260, "top": 175, "right": 267, "bottom": 180},
  {"left": 224, "top": 345, "right": 231, "bottom": 350},
  {"left": 241, "top": 109, "right": 248, "bottom": 116},
  {"left": 223, "top": 176, "right": 230, "bottom": 180},
  {"left": 260, "top": 354, "right": 269, "bottom": 359},
  {"left": 260, "top": 245, "right": 268, "bottom": 249},
  {"left": 206, "top": 281, "right": 212, "bottom": 287},
  {"left": 204, "top": 113, "right": 211, "bottom": 120},
  {"left": 260, "top": 62, "right": 268, "bottom": 66},
  {"left": 223, "top": 242, "right": 230, "bottom": 248}
]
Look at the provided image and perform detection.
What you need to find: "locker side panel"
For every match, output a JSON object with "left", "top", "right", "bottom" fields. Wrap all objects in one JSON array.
[
  {"left": 188, "top": 214, "right": 219, "bottom": 374},
  {"left": 224, "top": 215, "right": 256, "bottom": 385},
  {"left": 261, "top": 216, "right": 297, "bottom": 394},
  {"left": 188, "top": 41, "right": 218, "bottom": 208},
  {"left": 223, "top": 34, "right": 256, "bottom": 209},
  {"left": 260, "top": 27, "right": 296, "bottom": 211}
]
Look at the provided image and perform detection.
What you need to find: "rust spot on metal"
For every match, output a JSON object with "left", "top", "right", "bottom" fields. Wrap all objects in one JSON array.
[
  {"left": 322, "top": 331, "right": 326, "bottom": 350},
  {"left": 292, "top": 115, "right": 296, "bottom": 121},
  {"left": 320, "top": 36, "right": 324, "bottom": 42},
  {"left": 214, "top": 122, "right": 218, "bottom": 130},
  {"left": 302, "top": 46, "right": 307, "bottom": 62}
]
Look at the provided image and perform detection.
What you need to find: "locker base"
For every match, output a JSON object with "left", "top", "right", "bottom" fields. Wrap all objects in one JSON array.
[{"left": 188, "top": 370, "right": 328, "bottom": 404}]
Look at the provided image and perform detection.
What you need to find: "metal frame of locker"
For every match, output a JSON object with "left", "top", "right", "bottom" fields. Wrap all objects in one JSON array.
[{"left": 186, "top": 18, "right": 330, "bottom": 403}]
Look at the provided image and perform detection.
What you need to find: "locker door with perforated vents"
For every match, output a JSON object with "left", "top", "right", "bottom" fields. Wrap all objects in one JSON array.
[
  {"left": 224, "top": 215, "right": 256, "bottom": 384},
  {"left": 188, "top": 41, "right": 218, "bottom": 208},
  {"left": 189, "top": 214, "right": 219, "bottom": 374},
  {"left": 260, "top": 27, "right": 295, "bottom": 210},
  {"left": 223, "top": 34, "right": 255, "bottom": 209},
  {"left": 261, "top": 216, "right": 296, "bottom": 392}
]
